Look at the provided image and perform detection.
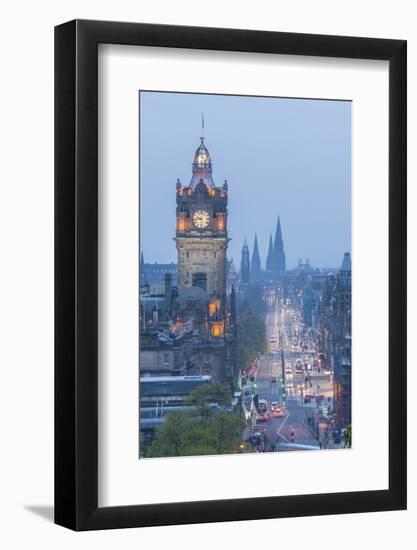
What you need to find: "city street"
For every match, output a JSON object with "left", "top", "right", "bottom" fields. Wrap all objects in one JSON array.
[{"left": 247, "top": 302, "right": 335, "bottom": 452}]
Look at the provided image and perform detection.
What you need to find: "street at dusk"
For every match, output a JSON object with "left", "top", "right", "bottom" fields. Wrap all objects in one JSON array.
[
  {"left": 139, "top": 92, "right": 351, "bottom": 459},
  {"left": 242, "top": 303, "right": 343, "bottom": 453}
]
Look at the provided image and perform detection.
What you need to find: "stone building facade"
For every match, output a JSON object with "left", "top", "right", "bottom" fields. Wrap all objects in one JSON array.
[
  {"left": 139, "top": 134, "right": 236, "bottom": 386},
  {"left": 175, "top": 136, "right": 228, "bottom": 297},
  {"left": 176, "top": 237, "right": 227, "bottom": 295},
  {"left": 312, "top": 253, "right": 352, "bottom": 429}
]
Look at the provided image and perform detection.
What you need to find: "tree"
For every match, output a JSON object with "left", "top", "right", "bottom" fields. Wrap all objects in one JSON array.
[
  {"left": 343, "top": 424, "right": 352, "bottom": 448},
  {"left": 145, "top": 410, "right": 244, "bottom": 458},
  {"left": 145, "top": 383, "right": 245, "bottom": 458},
  {"left": 209, "top": 412, "right": 244, "bottom": 454},
  {"left": 243, "top": 283, "right": 266, "bottom": 317},
  {"left": 145, "top": 412, "right": 194, "bottom": 458},
  {"left": 186, "top": 382, "right": 232, "bottom": 425},
  {"left": 236, "top": 304, "right": 266, "bottom": 372}
]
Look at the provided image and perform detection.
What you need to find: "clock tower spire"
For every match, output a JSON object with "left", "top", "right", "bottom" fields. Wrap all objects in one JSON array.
[{"left": 175, "top": 132, "right": 229, "bottom": 297}]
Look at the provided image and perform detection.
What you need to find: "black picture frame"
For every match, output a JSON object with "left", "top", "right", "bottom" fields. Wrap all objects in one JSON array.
[{"left": 55, "top": 19, "right": 407, "bottom": 531}]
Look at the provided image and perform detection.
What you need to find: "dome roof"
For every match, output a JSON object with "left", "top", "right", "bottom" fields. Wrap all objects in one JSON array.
[
  {"left": 190, "top": 137, "right": 215, "bottom": 189},
  {"left": 193, "top": 138, "right": 211, "bottom": 169}
]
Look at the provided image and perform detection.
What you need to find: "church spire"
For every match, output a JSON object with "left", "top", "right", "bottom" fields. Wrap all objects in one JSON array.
[
  {"left": 266, "top": 233, "right": 274, "bottom": 272},
  {"left": 240, "top": 238, "right": 250, "bottom": 285},
  {"left": 273, "top": 216, "right": 286, "bottom": 275},
  {"left": 251, "top": 233, "right": 261, "bottom": 282},
  {"left": 190, "top": 116, "right": 214, "bottom": 189},
  {"left": 227, "top": 257, "right": 238, "bottom": 293},
  {"left": 274, "top": 216, "right": 283, "bottom": 249}
]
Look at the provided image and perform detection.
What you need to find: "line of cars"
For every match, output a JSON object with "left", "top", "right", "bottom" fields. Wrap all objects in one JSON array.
[{"left": 255, "top": 398, "right": 285, "bottom": 422}]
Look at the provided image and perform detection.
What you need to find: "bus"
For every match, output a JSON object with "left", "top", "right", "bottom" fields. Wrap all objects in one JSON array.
[{"left": 256, "top": 399, "right": 269, "bottom": 422}]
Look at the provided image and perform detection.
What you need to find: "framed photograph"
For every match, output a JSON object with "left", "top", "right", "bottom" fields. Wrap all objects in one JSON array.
[{"left": 55, "top": 20, "right": 406, "bottom": 530}]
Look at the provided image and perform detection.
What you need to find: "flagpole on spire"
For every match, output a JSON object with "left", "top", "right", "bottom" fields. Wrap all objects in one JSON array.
[{"left": 201, "top": 112, "right": 205, "bottom": 142}]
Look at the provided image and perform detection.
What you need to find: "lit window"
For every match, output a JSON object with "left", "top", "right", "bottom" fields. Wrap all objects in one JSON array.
[
  {"left": 209, "top": 299, "right": 220, "bottom": 316},
  {"left": 211, "top": 323, "right": 224, "bottom": 337}
]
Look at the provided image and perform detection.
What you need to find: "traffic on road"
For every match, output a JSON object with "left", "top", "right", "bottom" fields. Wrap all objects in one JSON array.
[{"left": 242, "top": 301, "right": 343, "bottom": 452}]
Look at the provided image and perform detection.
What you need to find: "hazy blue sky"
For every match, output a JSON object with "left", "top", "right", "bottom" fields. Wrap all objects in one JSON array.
[{"left": 140, "top": 91, "right": 351, "bottom": 269}]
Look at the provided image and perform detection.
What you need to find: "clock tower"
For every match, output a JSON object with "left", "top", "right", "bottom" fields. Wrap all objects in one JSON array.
[{"left": 175, "top": 136, "right": 228, "bottom": 297}]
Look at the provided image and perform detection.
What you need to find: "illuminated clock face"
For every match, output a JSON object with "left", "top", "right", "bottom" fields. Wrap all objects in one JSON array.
[{"left": 193, "top": 210, "right": 210, "bottom": 228}]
